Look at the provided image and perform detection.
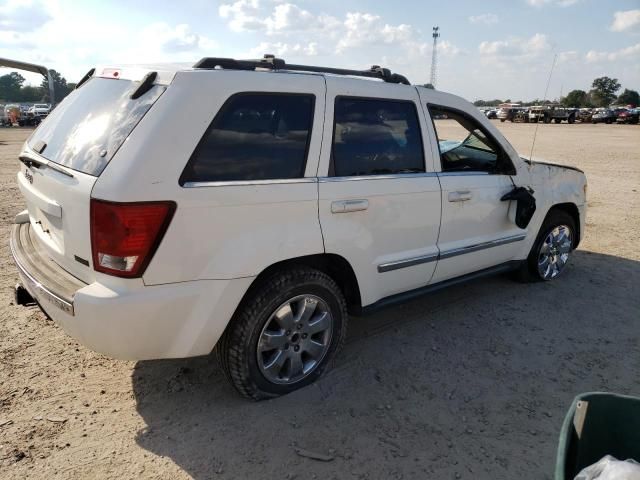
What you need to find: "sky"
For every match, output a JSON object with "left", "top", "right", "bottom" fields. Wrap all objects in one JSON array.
[{"left": 1, "top": 0, "right": 639, "bottom": 101}]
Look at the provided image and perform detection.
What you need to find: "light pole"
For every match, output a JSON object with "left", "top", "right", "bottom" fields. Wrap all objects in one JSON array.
[{"left": 430, "top": 26, "right": 440, "bottom": 88}]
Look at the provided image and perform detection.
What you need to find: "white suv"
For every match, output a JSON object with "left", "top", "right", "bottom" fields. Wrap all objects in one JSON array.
[
  {"left": 27, "top": 103, "right": 51, "bottom": 118},
  {"left": 10, "top": 56, "right": 587, "bottom": 399}
]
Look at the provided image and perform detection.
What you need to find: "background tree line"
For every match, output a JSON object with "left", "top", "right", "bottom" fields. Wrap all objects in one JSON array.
[
  {"left": 0, "top": 70, "right": 76, "bottom": 104},
  {"left": 473, "top": 76, "right": 638, "bottom": 109}
]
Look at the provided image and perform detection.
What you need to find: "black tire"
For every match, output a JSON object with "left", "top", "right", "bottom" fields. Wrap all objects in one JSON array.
[
  {"left": 514, "top": 209, "right": 577, "bottom": 283},
  {"left": 216, "top": 267, "right": 348, "bottom": 400}
]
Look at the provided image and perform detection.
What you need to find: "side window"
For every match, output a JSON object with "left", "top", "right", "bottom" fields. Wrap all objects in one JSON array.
[
  {"left": 428, "top": 105, "right": 514, "bottom": 174},
  {"left": 331, "top": 97, "right": 425, "bottom": 177},
  {"left": 180, "top": 93, "right": 315, "bottom": 184}
]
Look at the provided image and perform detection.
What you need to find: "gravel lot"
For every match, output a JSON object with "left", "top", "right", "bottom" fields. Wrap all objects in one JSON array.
[{"left": 1, "top": 122, "right": 639, "bottom": 479}]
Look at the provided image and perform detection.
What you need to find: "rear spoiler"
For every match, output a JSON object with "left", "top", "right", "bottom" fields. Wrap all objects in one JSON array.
[{"left": 78, "top": 65, "right": 178, "bottom": 86}]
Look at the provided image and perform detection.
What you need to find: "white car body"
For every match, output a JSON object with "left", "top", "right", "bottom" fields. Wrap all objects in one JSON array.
[
  {"left": 27, "top": 103, "right": 51, "bottom": 117},
  {"left": 10, "top": 62, "right": 587, "bottom": 362}
]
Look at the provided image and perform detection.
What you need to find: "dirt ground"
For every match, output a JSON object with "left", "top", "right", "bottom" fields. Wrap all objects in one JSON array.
[{"left": 1, "top": 122, "right": 639, "bottom": 479}]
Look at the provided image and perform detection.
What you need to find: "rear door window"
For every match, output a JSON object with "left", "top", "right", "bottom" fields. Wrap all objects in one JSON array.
[
  {"left": 180, "top": 93, "right": 315, "bottom": 184},
  {"left": 28, "top": 77, "right": 165, "bottom": 176},
  {"left": 330, "top": 97, "right": 425, "bottom": 177}
]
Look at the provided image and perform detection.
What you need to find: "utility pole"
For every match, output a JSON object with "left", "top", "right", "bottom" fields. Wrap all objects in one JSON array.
[{"left": 429, "top": 26, "right": 440, "bottom": 88}]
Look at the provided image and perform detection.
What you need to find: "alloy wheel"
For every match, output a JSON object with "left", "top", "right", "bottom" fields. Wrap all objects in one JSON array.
[
  {"left": 537, "top": 225, "right": 572, "bottom": 280},
  {"left": 257, "top": 295, "right": 333, "bottom": 385}
]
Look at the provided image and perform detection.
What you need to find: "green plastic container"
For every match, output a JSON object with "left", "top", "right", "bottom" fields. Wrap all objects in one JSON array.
[{"left": 555, "top": 392, "right": 640, "bottom": 480}]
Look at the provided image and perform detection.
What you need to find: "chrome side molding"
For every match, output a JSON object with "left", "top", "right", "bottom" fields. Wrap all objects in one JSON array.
[
  {"left": 182, "top": 171, "right": 494, "bottom": 188},
  {"left": 378, "top": 233, "right": 527, "bottom": 273},
  {"left": 378, "top": 252, "right": 439, "bottom": 273},
  {"left": 438, "top": 234, "right": 527, "bottom": 260},
  {"left": 182, "top": 177, "right": 318, "bottom": 188}
]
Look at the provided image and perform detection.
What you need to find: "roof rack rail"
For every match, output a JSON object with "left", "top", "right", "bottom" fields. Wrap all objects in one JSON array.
[{"left": 192, "top": 54, "right": 411, "bottom": 85}]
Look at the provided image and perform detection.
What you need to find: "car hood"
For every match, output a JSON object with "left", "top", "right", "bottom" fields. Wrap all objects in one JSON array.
[
  {"left": 439, "top": 139, "right": 462, "bottom": 154},
  {"left": 520, "top": 157, "right": 584, "bottom": 174}
]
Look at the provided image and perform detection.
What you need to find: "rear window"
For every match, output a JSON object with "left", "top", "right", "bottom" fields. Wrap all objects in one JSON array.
[
  {"left": 28, "top": 77, "right": 165, "bottom": 176},
  {"left": 180, "top": 93, "right": 314, "bottom": 185}
]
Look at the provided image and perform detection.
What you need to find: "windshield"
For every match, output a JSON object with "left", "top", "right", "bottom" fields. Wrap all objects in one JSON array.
[{"left": 28, "top": 77, "right": 165, "bottom": 176}]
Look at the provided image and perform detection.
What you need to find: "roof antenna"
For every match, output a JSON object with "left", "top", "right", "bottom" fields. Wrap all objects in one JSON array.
[{"left": 528, "top": 53, "right": 557, "bottom": 167}]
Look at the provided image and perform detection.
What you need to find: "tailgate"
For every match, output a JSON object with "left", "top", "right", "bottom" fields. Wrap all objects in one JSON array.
[
  {"left": 18, "top": 151, "right": 97, "bottom": 283},
  {"left": 17, "top": 72, "right": 167, "bottom": 283}
]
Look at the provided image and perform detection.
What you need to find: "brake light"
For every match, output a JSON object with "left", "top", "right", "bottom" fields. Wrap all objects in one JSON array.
[{"left": 90, "top": 199, "right": 175, "bottom": 278}]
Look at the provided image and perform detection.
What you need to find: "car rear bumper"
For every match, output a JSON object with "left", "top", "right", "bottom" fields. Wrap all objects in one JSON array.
[
  {"left": 10, "top": 221, "right": 253, "bottom": 360},
  {"left": 10, "top": 221, "right": 83, "bottom": 315}
]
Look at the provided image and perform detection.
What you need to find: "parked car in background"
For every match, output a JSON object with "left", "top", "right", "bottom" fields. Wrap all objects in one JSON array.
[
  {"left": 497, "top": 103, "right": 522, "bottom": 122},
  {"left": 529, "top": 106, "right": 576, "bottom": 124},
  {"left": 513, "top": 108, "right": 530, "bottom": 123},
  {"left": 591, "top": 109, "right": 616, "bottom": 124},
  {"left": 27, "top": 103, "right": 51, "bottom": 119},
  {"left": 615, "top": 109, "right": 639, "bottom": 124},
  {"left": 20, "top": 103, "right": 51, "bottom": 126},
  {"left": 2, "top": 104, "right": 21, "bottom": 126},
  {"left": 613, "top": 108, "right": 629, "bottom": 121},
  {"left": 10, "top": 57, "right": 587, "bottom": 399},
  {"left": 576, "top": 108, "right": 593, "bottom": 123},
  {"left": 485, "top": 108, "right": 498, "bottom": 119}
]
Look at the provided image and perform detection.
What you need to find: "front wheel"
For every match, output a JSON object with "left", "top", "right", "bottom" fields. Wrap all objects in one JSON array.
[
  {"left": 217, "top": 267, "right": 348, "bottom": 400},
  {"left": 516, "top": 210, "right": 576, "bottom": 282}
]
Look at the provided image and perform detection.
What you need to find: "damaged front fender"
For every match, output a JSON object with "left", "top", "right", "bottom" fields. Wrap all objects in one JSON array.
[{"left": 521, "top": 157, "right": 587, "bottom": 208}]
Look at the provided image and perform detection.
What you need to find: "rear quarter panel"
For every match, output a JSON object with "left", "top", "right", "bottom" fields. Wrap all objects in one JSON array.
[{"left": 92, "top": 70, "right": 326, "bottom": 284}]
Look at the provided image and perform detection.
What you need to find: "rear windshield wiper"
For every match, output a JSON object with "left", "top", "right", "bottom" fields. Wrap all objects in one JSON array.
[
  {"left": 19, "top": 154, "right": 47, "bottom": 169},
  {"left": 19, "top": 153, "right": 74, "bottom": 178}
]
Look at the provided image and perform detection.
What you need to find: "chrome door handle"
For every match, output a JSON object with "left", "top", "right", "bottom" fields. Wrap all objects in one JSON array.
[
  {"left": 448, "top": 191, "right": 472, "bottom": 202},
  {"left": 331, "top": 199, "right": 369, "bottom": 213}
]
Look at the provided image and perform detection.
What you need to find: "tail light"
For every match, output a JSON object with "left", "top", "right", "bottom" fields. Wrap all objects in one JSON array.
[{"left": 90, "top": 199, "right": 176, "bottom": 278}]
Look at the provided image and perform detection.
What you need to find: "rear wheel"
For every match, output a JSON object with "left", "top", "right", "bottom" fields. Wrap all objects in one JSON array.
[
  {"left": 217, "top": 267, "right": 348, "bottom": 400},
  {"left": 515, "top": 210, "right": 576, "bottom": 282}
]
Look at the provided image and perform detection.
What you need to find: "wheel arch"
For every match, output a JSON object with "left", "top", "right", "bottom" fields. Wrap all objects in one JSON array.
[
  {"left": 547, "top": 202, "right": 581, "bottom": 248},
  {"left": 239, "top": 253, "right": 363, "bottom": 315}
]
